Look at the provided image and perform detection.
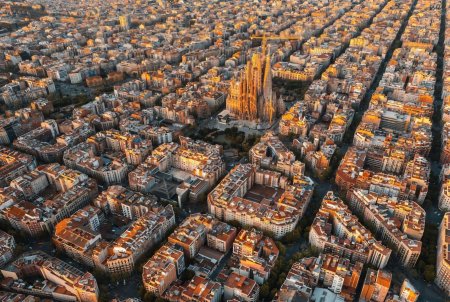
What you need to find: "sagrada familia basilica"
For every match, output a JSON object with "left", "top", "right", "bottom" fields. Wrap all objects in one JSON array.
[{"left": 226, "top": 51, "right": 285, "bottom": 125}]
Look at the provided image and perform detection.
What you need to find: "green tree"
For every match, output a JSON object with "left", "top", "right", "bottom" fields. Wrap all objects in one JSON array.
[
  {"left": 282, "top": 227, "right": 303, "bottom": 244},
  {"left": 98, "top": 284, "right": 111, "bottom": 302},
  {"left": 259, "top": 283, "right": 270, "bottom": 299},
  {"left": 277, "top": 272, "right": 287, "bottom": 287},
  {"left": 423, "top": 265, "right": 436, "bottom": 283},
  {"left": 270, "top": 288, "right": 278, "bottom": 298},
  {"left": 275, "top": 241, "right": 286, "bottom": 256},
  {"left": 292, "top": 252, "right": 304, "bottom": 262}
]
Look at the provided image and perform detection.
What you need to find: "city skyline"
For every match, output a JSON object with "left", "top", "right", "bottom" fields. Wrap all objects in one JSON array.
[{"left": 0, "top": 0, "right": 448, "bottom": 301}]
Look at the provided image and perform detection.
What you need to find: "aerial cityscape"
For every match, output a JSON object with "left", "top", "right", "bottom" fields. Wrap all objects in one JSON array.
[{"left": 0, "top": 0, "right": 448, "bottom": 301}]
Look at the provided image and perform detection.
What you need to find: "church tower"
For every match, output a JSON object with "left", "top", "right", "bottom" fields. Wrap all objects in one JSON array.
[{"left": 226, "top": 50, "right": 280, "bottom": 124}]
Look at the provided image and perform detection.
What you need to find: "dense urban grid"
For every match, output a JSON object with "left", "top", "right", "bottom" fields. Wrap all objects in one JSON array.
[{"left": 0, "top": 0, "right": 449, "bottom": 301}]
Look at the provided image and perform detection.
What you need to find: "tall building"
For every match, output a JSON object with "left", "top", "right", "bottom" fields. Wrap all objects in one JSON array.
[
  {"left": 399, "top": 279, "right": 420, "bottom": 302},
  {"left": 1, "top": 251, "right": 99, "bottom": 302},
  {"left": 321, "top": 254, "right": 363, "bottom": 299},
  {"left": 142, "top": 243, "right": 185, "bottom": 296},
  {"left": 168, "top": 214, "right": 218, "bottom": 259},
  {"left": 232, "top": 228, "right": 279, "bottom": 285},
  {"left": 224, "top": 272, "right": 260, "bottom": 302},
  {"left": 208, "top": 163, "right": 314, "bottom": 239},
  {"left": 439, "top": 180, "right": 450, "bottom": 211},
  {"left": 274, "top": 256, "right": 320, "bottom": 301},
  {"left": 226, "top": 53, "right": 283, "bottom": 124},
  {"left": 0, "top": 147, "right": 36, "bottom": 187},
  {"left": 119, "top": 15, "right": 131, "bottom": 30},
  {"left": 53, "top": 203, "right": 175, "bottom": 277},
  {"left": 309, "top": 191, "right": 391, "bottom": 269},
  {"left": 347, "top": 189, "right": 423, "bottom": 267},
  {"left": 274, "top": 253, "right": 362, "bottom": 301},
  {"left": 359, "top": 268, "right": 392, "bottom": 302},
  {"left": 207, "top": 221, "right": 237, "bottom": 253},
  {"left": 249, "top": 131, "right": 304, "bottom": 177},
  {"left": 0, "top": 229, "right": 15, "bottom": 267},
  {"left": 436, "top": 212, "right": 450, "bottom": 296},
  {"left": 164, "top": 275, "right": 222, "bottom": 302}
]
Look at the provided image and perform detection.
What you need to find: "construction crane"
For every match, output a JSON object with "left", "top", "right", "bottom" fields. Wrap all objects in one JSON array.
[{"left": 250, "top": 34, "right": 301, "bottom": 57}]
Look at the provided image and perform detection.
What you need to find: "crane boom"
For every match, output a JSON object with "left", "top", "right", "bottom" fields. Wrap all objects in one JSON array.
[{"left": 250, "top": 34, "right": 301, "bottom": 56}]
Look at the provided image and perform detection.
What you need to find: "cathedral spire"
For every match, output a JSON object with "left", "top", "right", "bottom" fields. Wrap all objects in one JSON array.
[
  {"left": 263, "top": 51, "right": 272, "bottom": 101},
  {"left": 226, "top": 47, "right": 277, "bottom": 124}
]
